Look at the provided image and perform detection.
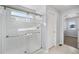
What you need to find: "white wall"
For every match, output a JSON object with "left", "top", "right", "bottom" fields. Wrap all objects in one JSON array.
[
  {"left": 58, "top": 12, "right": 64, "bottom": 44},
  {"left": 56, "top": 12, "right": 63, "bottom": 45}
]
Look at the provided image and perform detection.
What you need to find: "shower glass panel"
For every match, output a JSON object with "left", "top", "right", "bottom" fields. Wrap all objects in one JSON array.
[
  {"left": 4, "top": 8, "right": 42, "bottom": 54},
  {"left": 0, "top": 6, "right": 3, "bottom": 54}
]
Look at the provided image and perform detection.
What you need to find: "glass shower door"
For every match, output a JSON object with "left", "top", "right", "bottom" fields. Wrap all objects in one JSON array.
[
  {"left": 0, "top": 6, "right": 4, "bottom": 54},
  {"left": 4, "top": 8, "right": 42, "bottom": 54},
  {"left": 28, "top": 15, "right": 42, "bottom": 53},
  {"left": 0, "top": 6, "right": 2, "bottom": 53}
]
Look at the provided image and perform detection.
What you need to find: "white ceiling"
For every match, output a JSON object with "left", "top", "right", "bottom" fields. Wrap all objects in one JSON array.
[{"left": 49, "top": 5, "right": 79, "bottom": 12}]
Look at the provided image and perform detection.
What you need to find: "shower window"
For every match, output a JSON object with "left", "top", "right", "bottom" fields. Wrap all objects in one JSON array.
[{"left": 11, "top": 10, "right": 33, "bottom": 22}]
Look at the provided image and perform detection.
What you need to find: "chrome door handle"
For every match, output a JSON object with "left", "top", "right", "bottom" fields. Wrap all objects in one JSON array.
[
  {"left": 6, "top": 34, "right": 32, "bottom": 38},
  {"left": 6, "top": 35, "right": 18, "bottom": 38}
]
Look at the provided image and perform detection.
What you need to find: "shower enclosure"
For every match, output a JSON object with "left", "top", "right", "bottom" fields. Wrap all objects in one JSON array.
[{"left": 0, "top": 6, "right": 42, "bottom": 54}]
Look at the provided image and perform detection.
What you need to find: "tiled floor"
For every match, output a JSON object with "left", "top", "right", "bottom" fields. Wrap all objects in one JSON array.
[
  {"left": 64, "top": 36, "right": 77, "bottom": 48},
  {"left": 37, "top": 45, "right": 79, "bottom": 54}
]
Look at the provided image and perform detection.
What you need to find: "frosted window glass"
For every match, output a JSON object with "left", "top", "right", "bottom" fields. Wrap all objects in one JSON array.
[
  {"left": 11, "top": 11, "right": 27, "bottom": 17},
  {"left": 11, "top": 10, "right": 33, "bottom": 22}
]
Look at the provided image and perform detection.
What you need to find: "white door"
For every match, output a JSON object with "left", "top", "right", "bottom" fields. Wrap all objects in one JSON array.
[
  {"left": 47, "top": 9, "right": 57, "bottom": 48},
  {"left": 4, "top": 8, "right": 42, "bottom": 54}
]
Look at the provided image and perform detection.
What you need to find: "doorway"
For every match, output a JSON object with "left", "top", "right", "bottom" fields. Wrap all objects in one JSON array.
[{"left": 64, "top": 17, "right": 78, "bottom": 48}]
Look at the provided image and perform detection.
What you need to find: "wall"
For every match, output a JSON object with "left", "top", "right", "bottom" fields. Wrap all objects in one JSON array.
[
  {"left": 58, "top": 12, "right": 64, "bottom": 44},
  {"left": 56, "top": 12, "right": 63, "bottom": 45}
]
